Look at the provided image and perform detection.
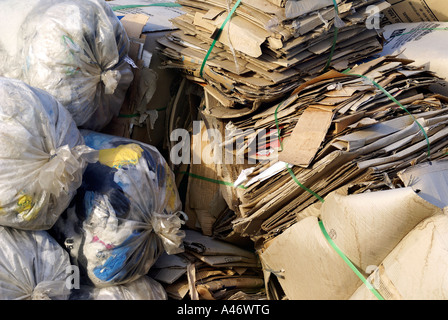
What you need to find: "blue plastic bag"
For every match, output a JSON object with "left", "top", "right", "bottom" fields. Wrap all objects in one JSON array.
[{"left": 53, "top": 130, "right": 186, "bottom": 287}]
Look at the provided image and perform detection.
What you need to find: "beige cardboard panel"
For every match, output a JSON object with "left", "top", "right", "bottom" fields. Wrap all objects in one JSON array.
[
  {"left": 260, "top": 216, "right": 362, "bottom": 300},
  {"left": 279, "top": 107, "right": 335, "bottom": 167},
  {"left": 321, "top": 186, "right": 441, "bottom": 272},
  {"left": 350, "top": 214, "right": 448, "bottom": 300},
  {"left": 384, "top": 0, "right": 448, "bottom": 23}
]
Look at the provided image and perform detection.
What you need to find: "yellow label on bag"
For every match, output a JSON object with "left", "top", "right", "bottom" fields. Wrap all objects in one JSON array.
[
  {"left": 17, "top": 195, "right": 33, "bottom": 212},
  {"left": 99, "top": 143, "right": 144, "bottom": 169},
  {"left": 16, "top": 194, "right": 40, "bottom": 221}
]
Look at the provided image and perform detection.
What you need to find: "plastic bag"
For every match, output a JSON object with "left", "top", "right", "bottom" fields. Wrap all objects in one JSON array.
[
  {"left": 0, "top": 0, "right": 134, "bottom": 131},
  {"left": 0, "top": 227, "right": 72, "bottom": 300},
  {"left": 53, "top": 130, "right": 186, "bottom": 288},
  {"left": 69, "top": 276, "right": 168, "bottom": 300},
  {"left": 0, "top": 77, "right": 97, "bottom": 230}
]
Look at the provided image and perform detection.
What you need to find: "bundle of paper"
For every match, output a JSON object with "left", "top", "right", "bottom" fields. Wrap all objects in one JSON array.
[
  {"left": 148, "top": 229, "right": 264, "bottom": 300},
  {"left": 156, "top": 0, "right": 390, "bottom": 114},
  {"left": 226, "top": 56, "right": 448, "bottom": 242}
]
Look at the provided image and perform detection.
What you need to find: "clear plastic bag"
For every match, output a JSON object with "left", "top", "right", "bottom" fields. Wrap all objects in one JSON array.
[
  {"left": 69, "top": 276, "right": 168, "bottom": 300},
  {"left": 0, "top": 227, "right": 72, "bottom": 300},
  {"left": 53, "top": 130, "right": 186, "bottom": 288},
  {"left": 0, "top": 0, "right": 134, "bottom": 131},
  {"left": 0, "top": 77, "right": 97, "bottom": 230}
]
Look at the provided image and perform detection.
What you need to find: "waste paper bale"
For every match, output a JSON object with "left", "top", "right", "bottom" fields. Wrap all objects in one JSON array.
[
  {"left": 0, "top": 0, "right": 134, "bottom": 131},
  {"left": 53, "top": 130, "right": 186, "bottom": 288},
  {"left": 0, "top": 77, "right": 96, "bottom": 230},
  {"left": 0, "top": 227, "right": 71, "bottom": 300}
]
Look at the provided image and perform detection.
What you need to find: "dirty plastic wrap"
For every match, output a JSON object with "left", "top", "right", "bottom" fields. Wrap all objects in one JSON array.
[
  {"left": 0, "top": 227, "right": 72, "bottom": 300},
  {"left": 0, "top": 0, "right": 134, "bottom": 131},
  {"left": 0, "top": 77, "right": 97, "bottom": 230},
  {"left": 69, "top": 276, "right": 168, "bottom": 300},
  {"left": 53, "top": 130, "right": 186, "bottom": 288}
]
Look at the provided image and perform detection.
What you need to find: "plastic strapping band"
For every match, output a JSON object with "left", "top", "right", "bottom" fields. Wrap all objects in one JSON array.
[
  {"left": 323, "top": 0, "right": 340, "bottom": 72},
  {"left": 110, "top": 3, "right": 182, "bottom": 11},
  {"left": 286, "top": 164, "right": 325, "bottom": 203},
  {"left": 319, "top": 220, "right": 385, "bottom": 300},
  {"left": 199, "top": 0, "right": 242, "bottom": 78},
  {"left": 342, "top": 69, "right": 431, "bottom": 158},
  {"left": 274, "top": 101, "right": 284, "bottom": 152},
  {"left": 180, "top": 171, "right": 247, "bottom": 189},
  {"left": 273, "top": 103, "right": 324, "bottom": 202},
  {"left": 398, "top": 27, "right": 448, "bottom": 36}
]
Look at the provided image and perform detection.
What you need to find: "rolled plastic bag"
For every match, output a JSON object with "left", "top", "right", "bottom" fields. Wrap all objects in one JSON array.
[
  {"left": 0, "top": 77, "right": 97, "bottom": 230},
  {"left": 53, "top": 130, "right": 186, "bottom": 288},
  {"left": 0, "top": 0, "right": 134, "bottom": 131},
  {"left": 0, "top": 226, "right": 72, "bottom": 300},
  {"left": 69, "top": 276, "right": 167, "bottom": 300}
]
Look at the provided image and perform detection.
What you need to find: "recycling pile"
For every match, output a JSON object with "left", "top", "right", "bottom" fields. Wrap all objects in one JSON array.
[
  {"left": 228, "top": 56, "right": 448, "bottom": 242},
  {"left": 1, "top": 0, "right": 448, "bottom": 302},
  {"left": 0, "top": 0, "right": 187, "bottom": 300},
  {"left": 157, "top": 0, "right": 448, "bottom": 301},
  {"left": 156, "top": 0, "right": 390, "bottom": 113}
]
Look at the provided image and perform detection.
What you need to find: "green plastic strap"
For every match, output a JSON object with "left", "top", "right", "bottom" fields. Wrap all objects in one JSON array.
[
  {"left": 286, "top": 164, "right": 325, "bottom": 203},
  {"left": 273, "top": 101, "right": 324, "bottom": 202},
  {"left": 342, "top": 69, "right": 431, "bottom": 158},
  {"left": 318, "top": 220, "right": 385, "bottom": 300},
  {"left": 398, "top": 27, "right": 448, "bottom": 36},
  {"left": 199, "top": 0, "right": 242, "bottom": 77},
  {"left": 181, "top": 171, "right": 248, "bottom": 189},
  {"left": 274, "top": 101, "right": 284, "bottom": 152},
  {"left": 323, "top": 0, "right": 340, "bottom": 72},
  {"left": 111, "top": 3, "right": 182, "bottom": 11}
]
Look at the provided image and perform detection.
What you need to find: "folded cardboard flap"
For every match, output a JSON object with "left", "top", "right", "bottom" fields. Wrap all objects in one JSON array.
[
  {"left": 185, "top": 122, "right": 228, "bottom": 235},
  {"left": 120, "top": 13, "right": 149, "bottom": 61},
  {"left": 260, "top": 180, "right": 442, "bottom": 299},
  {"left": 183, "top": 229, "right": 257, "bottom": 261},
  {"left": 260, "top": 215, "right": 362, "bottom": 300},
  {"left": 350, "top": 213, "right": 448, "bottom": 300}
]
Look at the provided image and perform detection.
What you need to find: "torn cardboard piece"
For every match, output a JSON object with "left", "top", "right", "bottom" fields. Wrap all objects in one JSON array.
[
  {"left": 260, "top": 185, "right": 441, "bottom": 300},
  {"left": 350, "top": 213, "right": 448, "bottom": 300},
  {"left": 383, "top": 0, "right": 448, "bottom": 23}
]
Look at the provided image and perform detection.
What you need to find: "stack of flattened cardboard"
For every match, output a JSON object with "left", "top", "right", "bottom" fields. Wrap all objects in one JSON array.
[
  {"left": 227, "top": 55, "right": 448, "bottom": 243},
  {"left": 156, "top": 0, "right": 391, "bottom": 116},
  {"left": 149, "top": 229, "right": 264, "bottom": 300}
]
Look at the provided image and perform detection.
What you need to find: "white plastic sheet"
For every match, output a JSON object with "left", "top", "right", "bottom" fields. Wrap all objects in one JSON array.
[
  {"left": 0, "top": 77, "right": 97, "bottom": 230},
  {"left": 0, "top": 0, "right": 134, "bottom": 130},
  {"left": 69, "top": 276, "right": 168, "bottom": 300},
  {"left": 0, "top": 227, "right": 71, "bottom": 300}
]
